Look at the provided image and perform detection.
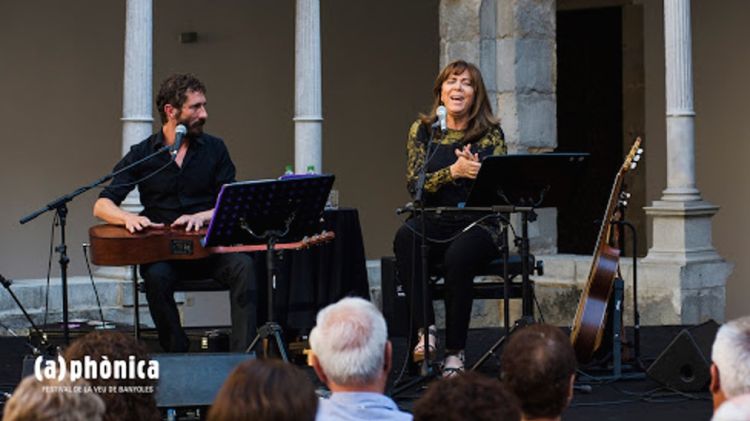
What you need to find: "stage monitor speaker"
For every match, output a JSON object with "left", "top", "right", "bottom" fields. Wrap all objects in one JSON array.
[
  {"left": 647, "top": 320, "right": 719, "bottom": 392},
  {"left": 381, "top": 256, "right": 408, "bottom": 338},
  {"left": 153, "top": 352, "right": 254, "bottom": 408}
]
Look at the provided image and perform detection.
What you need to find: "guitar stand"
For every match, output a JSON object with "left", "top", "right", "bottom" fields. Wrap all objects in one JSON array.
[{"left": 576, "top": 220, "right": 645, "bottom": 384}]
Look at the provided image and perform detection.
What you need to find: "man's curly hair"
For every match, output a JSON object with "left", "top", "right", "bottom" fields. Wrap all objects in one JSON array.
[
  {"left": 63, "top": 331, "right": 160, "bottom": 421},
  {"left": 155, "top": 73, "right": 206, "bottom": 123},
  {"left": 501, "top": 324, "right": 577, "bottom": 419},
  {"left": 413, "top": 371, "right": 520, "bottom": 421}
]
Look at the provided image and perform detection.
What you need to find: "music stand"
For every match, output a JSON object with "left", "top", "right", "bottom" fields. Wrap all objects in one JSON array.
[
  {"left": 465, "top": 153, "right": 588, "bottom": 369},
  {"left": 203, "top": 174, "right": 335, "bottom": 361}
]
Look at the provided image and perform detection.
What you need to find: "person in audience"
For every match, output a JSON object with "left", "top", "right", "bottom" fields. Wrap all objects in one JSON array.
[
  {"left": 309, "top": 297, "right": 411, "bottom": 421},
  {"left": 710, "top": 315, "right": 750, "bottom": 411},
  {"left": 413, "top": 372, "right": 520, "bottom": 421},
  {"left": 208, "top": 358, "right": 317, "bottom": 421},
  {"left": 63, "top": 331, "right": 160, "bottom": 421},
  {"left": 712, "top": 393, "right": 750, "bottom": 421},
  {"left": 2, "top": 376, "right": 105, "bottom": 421},
  {"left": 501, "top": 324, "right": 577, "bottom": 421}
]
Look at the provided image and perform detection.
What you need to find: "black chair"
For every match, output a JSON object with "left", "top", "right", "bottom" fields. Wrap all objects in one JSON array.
[
  {"left": 131, "top": 266, "right": 228, "bottom": 339},
  {"left": 380, "top": 255, "right": 543, "bottom": 338}
]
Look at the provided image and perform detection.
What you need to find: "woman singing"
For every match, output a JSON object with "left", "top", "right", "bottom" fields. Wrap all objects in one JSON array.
[{"left": 393, "top": 60, "right": 506, "bottom": 377}]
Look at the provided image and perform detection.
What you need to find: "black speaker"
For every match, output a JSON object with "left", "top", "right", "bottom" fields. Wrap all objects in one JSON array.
[
  {"left": 647, "top": 320, "right": 719, "bottom": 392},
  {"left": 153, "top": 352, "right": 255, "bottom": 408},
  {"left": 381, "top": 256, "right": 408, "bottom": 338}
]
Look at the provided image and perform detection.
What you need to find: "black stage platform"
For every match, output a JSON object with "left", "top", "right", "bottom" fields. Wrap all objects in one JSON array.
[{"left": 0, "top": 325, "right": 713, "bottom": 420}]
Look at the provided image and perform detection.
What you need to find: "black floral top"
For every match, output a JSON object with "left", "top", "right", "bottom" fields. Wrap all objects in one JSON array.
[{"left": 405, "top": 119, "right": 506, "bottom": 207}]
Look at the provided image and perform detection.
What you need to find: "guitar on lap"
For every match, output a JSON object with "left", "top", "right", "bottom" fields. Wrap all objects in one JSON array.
[{"left": 88, "top": 224, "right": 335, "bottom": 266}]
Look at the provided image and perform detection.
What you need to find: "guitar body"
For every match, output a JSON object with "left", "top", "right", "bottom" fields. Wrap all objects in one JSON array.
[
  {"left": 88, "top": 224, "right": 335, "bottom": 267},
  {"left": 89, "top": 225, "right": 211, "bottom": 266},
  {"left": 570, "top": 244, "right": 620, "bottom": 363}
]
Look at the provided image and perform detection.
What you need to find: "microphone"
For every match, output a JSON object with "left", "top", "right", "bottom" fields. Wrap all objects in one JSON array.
[
  {"left": 436, "top": 105, "right": 447, "bottom": 134},
  {"left": 170, "top": 124, "right": 187, "bottom": 157}
]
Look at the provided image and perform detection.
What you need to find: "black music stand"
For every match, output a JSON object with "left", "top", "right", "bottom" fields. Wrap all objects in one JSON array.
[
  {"left": 465, "top": 153, "right": 588, "bottom": 369},
  {"left": 203, "top": 174, "right": 335, "bottom": 361}
]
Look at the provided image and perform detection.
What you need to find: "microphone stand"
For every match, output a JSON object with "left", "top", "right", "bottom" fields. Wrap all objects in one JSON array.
[
  {"left": 1, "top": 274, "right": 56, "bottom": 355},
  {"left": 393, "top": 122, "right": 443, "bottom": 396},
  {"left": 19, "top": 144, "right": 175, "bottom": 345}
]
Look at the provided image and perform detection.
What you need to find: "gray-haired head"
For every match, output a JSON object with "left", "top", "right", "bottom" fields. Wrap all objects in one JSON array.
[
  {"left": 309, "top": 297, "right": 388, "bottom": 386},
  {"left": 712, "top": 316, "right": 750, "bottom": 399}
]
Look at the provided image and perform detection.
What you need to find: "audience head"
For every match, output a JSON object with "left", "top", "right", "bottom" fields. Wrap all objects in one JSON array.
[
  {"left": 63, "top": 331, "right": 159, "bottom": 421},
  {"left": 3, "top": 376, "right": 105, "bottom": 421},
  {"left": 711, "top": 393, "right": 750, "bottom": 421},
  {"left": 207, "top": 359, "right": 317, "bottom": 421},
  {"left": 308, "top": 297, "right": 390, "bottom": 390},
  {"left": 711, "top": 316, "right": 750, "bottom": 410},
  {"left": 501, "top": 324, "right": 577, "bottom": 420},
  {"left": 413, "top": 372, "right": 520, "bottom": 421}
]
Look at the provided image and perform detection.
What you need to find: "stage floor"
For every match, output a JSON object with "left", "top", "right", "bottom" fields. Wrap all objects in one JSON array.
[
  {"left": 1, "top": 325, "right": 713, "bottom": 420},
  {"left": 384, "top": 326, "right": 713, "bottom": 420}
]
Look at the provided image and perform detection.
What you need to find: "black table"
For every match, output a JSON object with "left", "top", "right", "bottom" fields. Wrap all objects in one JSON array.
[{"left": 254, "top": 208, "right": 370, "bottom": 334}]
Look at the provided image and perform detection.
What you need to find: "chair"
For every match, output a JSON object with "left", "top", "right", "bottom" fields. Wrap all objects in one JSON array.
[
  {"left": 131, "top": 266, "right": 228, "bottom": 339},
  {"left": 380, "top": 254, "right": 543, "bottom": 338}
]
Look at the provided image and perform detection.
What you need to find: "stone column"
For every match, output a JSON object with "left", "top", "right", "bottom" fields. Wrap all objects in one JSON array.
[
  {"left": 294, "top": 0, "right": 322, "bottom": 173},
  {"left": 95, "top": 0, "right": 152, "bottom": 286},
  {"left": 121, "top": 0, "right": 153, "bottom": 214},
  {"left": 642, "top": 0, "right": 731, "bottom": 324}
]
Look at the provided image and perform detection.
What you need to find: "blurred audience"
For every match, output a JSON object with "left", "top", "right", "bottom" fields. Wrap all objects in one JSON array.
[
  {"left": 413, "top": 371, "right": 520, "bottom": 421},
  {"left": 309, "top": 297, "right": 411, "bottom": 421},
  {"left": 2, "top": 376, "right": 105, "bottom": 421},
  {"left": 208, "top": 358, "right": 317, "bottom": 421},
  {"left": 63, "top": 331, "right": 159, "bottom": 421},
  {"left": 711, "top": 316, "right": 750, "bottom": 412},
  {"left": 501, "top": 324, "right": 577, "bottom": 421}
]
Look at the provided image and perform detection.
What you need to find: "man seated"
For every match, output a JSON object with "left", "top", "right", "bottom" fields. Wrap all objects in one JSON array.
[
  {"left": 501, "top": 324, "right": 577, "bottom": 421},
  {"left": 93, "top": 73, "right": 257, "bottom": 352},
  {"left": 309, "top": 297, "right": 411, "bottom": 421},
  {"left": 710, "top": 316, "right": 750, "bottom": 412}
]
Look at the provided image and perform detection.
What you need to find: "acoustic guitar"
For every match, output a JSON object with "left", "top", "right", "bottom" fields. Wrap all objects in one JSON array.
[
  {"left": 88, "top": 224, "right": 335, "bottom": 266},
  {"left": 570, "top": 138, "right": 643, "bottom": 363}
]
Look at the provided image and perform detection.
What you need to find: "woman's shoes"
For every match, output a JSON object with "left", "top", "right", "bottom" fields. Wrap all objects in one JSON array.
[
  {"left": 412, "top": 326, "right": 438, "bottom": 363},
  {"left": 441, "top": 350, "right": 465, "bottom": 378}
]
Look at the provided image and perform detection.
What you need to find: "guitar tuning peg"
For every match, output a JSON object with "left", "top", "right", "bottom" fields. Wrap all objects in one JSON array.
[
  {"left": 637, "top": 148, "right": 644, "bottom": 155},
  {"left": 630, "top": 162, "right": 637, "bottom": 170},
  {"left": 633, "top": 155, "right": 641, "bottom": 162},
  {"left": 620, "top": 192, "right": 631, "bottom": 199},
  {"left": 620, "top": 200, "right": 628, "bottom": 207}
]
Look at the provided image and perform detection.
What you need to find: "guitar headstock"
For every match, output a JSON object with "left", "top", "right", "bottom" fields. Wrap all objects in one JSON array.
[
  {"left": 621, "top": 137, "right": 644, "bottom": 173},
  {"left": 300, "top": 231, "right": 336, "bottom": 248}
]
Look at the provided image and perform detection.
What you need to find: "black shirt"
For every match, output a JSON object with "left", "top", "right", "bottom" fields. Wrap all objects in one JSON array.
[{"left": 99, "top": 130, "right": 236, "bottom": 224}]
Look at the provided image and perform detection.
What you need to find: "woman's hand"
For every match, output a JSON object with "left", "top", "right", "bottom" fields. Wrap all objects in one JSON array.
[{"left": 449, "top": 145, "right": 481, "bottom": 179}]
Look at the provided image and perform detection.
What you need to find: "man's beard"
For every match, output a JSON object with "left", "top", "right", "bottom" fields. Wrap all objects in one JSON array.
[{"left": 181, "top": 119, "right": 206, "bottom": 137}]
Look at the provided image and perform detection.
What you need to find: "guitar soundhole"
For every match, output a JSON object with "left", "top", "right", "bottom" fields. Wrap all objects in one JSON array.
[{"left": 171, "top": 239, "right": 194, "bottom": 255}]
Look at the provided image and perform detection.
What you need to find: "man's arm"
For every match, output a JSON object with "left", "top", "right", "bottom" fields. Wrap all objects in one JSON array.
[{"left": 93, "top": 197, "right": 163, "bottom": 233}]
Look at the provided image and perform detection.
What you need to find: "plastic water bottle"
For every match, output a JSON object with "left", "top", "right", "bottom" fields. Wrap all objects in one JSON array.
[
  {"left": 284, "top": 164, "right": 293, "bottom": 176},
  {"left": 306, "top": 165, "right": 316, "bottom": 174}
]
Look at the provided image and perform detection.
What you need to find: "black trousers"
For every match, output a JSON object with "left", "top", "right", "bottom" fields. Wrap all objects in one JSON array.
[
  {"left": 393, "top": 215, "right": 500, "bottom": 351},
  {"left": 140, "top": 253, "right": 258, "bottom": 352}
]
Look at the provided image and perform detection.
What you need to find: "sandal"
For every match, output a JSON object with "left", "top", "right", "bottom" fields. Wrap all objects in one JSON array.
[
  {"left": 441, "top": 350, "right": 465, "bottom": 378},
  {"left": 412, "top": 326, "right": 438, "bottom": 363}
]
